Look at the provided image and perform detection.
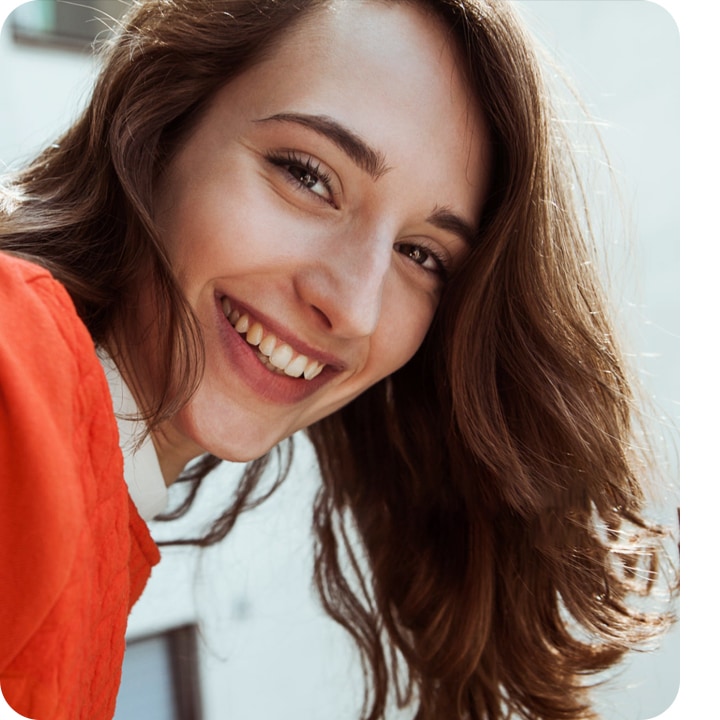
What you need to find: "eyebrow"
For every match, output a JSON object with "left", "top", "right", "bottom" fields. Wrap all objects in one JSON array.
[
  {"left": 427, "top": 207, "right": 478, "bottom": 249},
  {"left": 256, "top": 112, "right": 390, "bottom": 180},
  {"left": 257, "top": 112, "right": 479, "bottom": 248}
]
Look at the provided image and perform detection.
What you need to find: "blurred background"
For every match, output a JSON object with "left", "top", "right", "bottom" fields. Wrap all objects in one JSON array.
[{"left": 0, "top": 1, "right": 679, "bottom": 718}]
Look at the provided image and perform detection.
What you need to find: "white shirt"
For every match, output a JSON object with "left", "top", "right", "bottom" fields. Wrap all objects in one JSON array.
[{"left": 101, "top": 354, "right": 169, "bottom": 521}]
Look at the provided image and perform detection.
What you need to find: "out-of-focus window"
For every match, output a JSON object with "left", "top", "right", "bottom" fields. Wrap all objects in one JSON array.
[
  {"left": 10, "top": 0, "right": 127, "bottom": 51},
  {"left": 113, "top": 625, "right": 203, "bottom": 720}
]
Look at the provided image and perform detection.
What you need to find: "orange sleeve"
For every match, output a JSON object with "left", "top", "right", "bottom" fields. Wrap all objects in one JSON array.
[{"left": 0, "top": 254, "right": 86, "bottom": 671}]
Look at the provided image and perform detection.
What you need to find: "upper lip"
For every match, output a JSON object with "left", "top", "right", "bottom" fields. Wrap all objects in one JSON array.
[{"left": 217, "top": 291, "right": 349, "bottom": 372}]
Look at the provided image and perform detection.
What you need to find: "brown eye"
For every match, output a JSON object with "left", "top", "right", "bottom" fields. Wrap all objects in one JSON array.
[
  {"left": 286, "top": 164, "right": 332, "bottom": 201},
  {"left": 289, "top": 166, "right": 320, "bottom": 190},
  {"left": 396, "top": 243, "right": 443, "bottom": 274},
  {"left": 406, "top": 247, "right": 429, "bottom": 264},
  {"left": 266, "top": 152, "right": 335, "bottom": 204}
]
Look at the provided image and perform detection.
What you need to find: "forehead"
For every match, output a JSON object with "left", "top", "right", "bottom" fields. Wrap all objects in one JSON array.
[
  {"left": 267, "top": 0, "right": 479, "bottom": 130},
  {"left": 205, "top": 0, "right": 489, "bottom": 217}
]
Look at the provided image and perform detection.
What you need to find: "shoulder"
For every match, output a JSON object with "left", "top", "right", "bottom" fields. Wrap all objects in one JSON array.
[
  {"left": 0, "top": 250, "right": 65, "bottom": 300},
  {"left": 0, "top": 250, "right": 117, "bottom": 464},
  {"left": 0, "top": 251, "right": 87, "bottom": 349},
  {"left": 0, "top": 250, "right": 54, "bottom": 283},
  {"left": 0, "top": 251, "right": 122, "bottom": 671},
  {"left": 0, "top": 248, "right": 112, "bottom": 513},
  {"left": 0, "top": 251, "right": 103, "bottom": 396},
  {"left": 0, "top": 249, "right": 109, "bottom": 502}
]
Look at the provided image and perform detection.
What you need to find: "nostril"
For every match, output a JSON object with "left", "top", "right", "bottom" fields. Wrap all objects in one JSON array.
[{"left": 311, "top": 304, "right": 333, "bottom": 329}]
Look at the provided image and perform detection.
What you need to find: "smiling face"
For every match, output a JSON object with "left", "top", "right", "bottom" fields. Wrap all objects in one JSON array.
[{"left": 150, "top": 0, "right": 490, "bottom": 473}]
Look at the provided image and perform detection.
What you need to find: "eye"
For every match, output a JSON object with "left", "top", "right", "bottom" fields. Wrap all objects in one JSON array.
[
  {"left": 286, "top": 165, "right": 331, "bottom": 200},
  {"left": 395, "top": 242, "right": 449, "bottom": 278},
  {"left": 266, "top": 151, "right": 335, "bottom": 205}
]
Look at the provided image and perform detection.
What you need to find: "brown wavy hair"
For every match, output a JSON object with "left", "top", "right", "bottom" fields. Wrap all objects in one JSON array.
[{"left": 0, "top": 1, "right": 676, "bottom": 718}]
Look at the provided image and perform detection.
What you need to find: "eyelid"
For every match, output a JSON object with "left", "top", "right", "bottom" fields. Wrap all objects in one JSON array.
[
  {"left": 423, "top": 243, "right": 451, "bottom": 278},
  {"left": 420, "top": 228, "right": 470, "bottom": 277},
  {"left": 396, "top": 237, "right": 452, "bottom": 280},
  {"left": 265, "top": 149, "right": 340, "bottom": 207}
]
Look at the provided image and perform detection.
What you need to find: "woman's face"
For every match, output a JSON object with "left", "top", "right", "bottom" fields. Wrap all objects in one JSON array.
[{"left": 152, "top": 0, "right": 490, "bottom": 468}]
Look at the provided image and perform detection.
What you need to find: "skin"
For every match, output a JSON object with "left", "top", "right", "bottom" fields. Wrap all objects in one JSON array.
[{"left": 149, "top": 0, "right": 491, "bottom": 483}]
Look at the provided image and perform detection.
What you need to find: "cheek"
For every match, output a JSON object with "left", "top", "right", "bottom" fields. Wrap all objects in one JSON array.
[
  {"left": 371, "top": 289, "right": 436, "bottom": 378},
  {"left": 158, "top": 181, "right": 283, "bottom": 284}
]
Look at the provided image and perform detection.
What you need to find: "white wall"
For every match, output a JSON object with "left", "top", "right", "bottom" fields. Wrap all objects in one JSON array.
[{"left": 0, "top": 2, "right": 680, "bottom": 719}]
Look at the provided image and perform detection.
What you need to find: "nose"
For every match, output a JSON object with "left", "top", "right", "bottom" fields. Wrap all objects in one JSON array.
[{"left": 294, "top": 225, "right": 393, "bottom": 339}]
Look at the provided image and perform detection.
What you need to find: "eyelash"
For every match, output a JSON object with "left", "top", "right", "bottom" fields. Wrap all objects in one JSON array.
[
  {"left": 265, "top": 150, "right": 450, "bottom": 280},
  {"left": 266, "top": 150, "right": 336, "bottom": 206},
  {"left": 395, "top": 242, "right": 450, "bottom": 279}
]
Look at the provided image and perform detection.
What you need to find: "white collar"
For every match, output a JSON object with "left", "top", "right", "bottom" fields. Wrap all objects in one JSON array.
[{"left": 101, "top": 353, "right": 169, "bottom": 521}]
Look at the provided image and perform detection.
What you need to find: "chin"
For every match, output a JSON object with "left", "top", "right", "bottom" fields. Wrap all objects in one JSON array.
[{"left": 172, "top": 393, "right": 295, "bottom": 465}]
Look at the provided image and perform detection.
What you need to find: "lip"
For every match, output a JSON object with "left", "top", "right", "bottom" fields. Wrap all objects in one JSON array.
[{"left": 214, "top": 292, "right": 344, "bottom": 404}]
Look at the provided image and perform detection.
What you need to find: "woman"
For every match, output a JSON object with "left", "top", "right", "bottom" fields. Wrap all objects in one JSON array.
[{"left": 0, "top": 0, "right": 675, "bottom": 719}]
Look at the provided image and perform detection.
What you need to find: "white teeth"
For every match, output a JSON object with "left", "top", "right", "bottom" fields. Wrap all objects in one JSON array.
[
  {"left": 305, "top": 362, "right": 325, "bottom": 380},
  {"left": 303, "top": 360, "right": 321, "bottom": 380},
  {"left": 258, "top": 354, "right": 287, "bottom": 375},
  {"left": 269, "top": 343, "right": 293, "bottom": 370},
  {"left": 284, "top": 354, "right": 309, "bottom": 378},
  {"left": 222, "top": 297, "right": 327, "bottom": 380},
  {"left": 246, "top": 322, "right": 263, "bottom": 346},
  {"left": 259, "top": 333, "right": 277, "bottom": 356}
]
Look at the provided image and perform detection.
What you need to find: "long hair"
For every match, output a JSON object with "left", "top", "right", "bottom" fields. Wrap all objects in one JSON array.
[{"left": 0, "top": 1, "right": 675, "bottom": 718}]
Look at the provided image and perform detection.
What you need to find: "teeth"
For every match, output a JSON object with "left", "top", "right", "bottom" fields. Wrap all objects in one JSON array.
[
  {"left": 269, "top": 343, "right": 293, "bottom": 370},
  {"left": 258, "top": 353, "right": 287, "bottom": 375},
  {"left": 259, "top": 333, "right": 277, "bottom": 356},
  {"left": 246, "top": 322, "right": 263, "bottom": 346},
  {"left": 284, "top": 354, "right": 308, "bottom": 378},
  {"left": 303, "top": 360, "right": 321, "bottom": 380},
  {"left": 221, "top": 297, "right": 326, "bottom": 380}
]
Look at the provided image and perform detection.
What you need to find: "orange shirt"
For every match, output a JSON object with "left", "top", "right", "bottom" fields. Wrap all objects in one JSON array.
[{"left": 0, "top": 252, "right": 160, "bottom": 719}]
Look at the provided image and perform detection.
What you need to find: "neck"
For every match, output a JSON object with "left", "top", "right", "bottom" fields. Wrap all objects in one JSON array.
[
  {"left": 150, "top": 422, "right": 205, "bottom": 487},
  {"left": 102, "top": 340, "right": 203, "bottom": 487}
]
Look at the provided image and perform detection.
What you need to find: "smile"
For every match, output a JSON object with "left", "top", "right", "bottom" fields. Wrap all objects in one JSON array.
[{"left": 221, "top": 296, "right": 326, "bottom": 380}]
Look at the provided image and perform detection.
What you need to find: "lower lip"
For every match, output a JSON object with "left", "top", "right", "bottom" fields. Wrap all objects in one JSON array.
[{"left": 215, "top": 296, "right": 336, "bottom": 405}]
